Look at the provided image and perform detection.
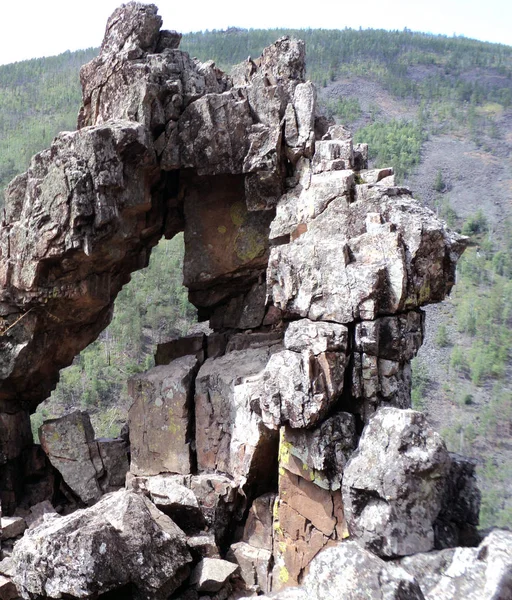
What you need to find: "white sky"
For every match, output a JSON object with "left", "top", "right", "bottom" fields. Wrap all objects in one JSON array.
[{"left": 0, "top": 0, "right": 511, "bottom": 66}]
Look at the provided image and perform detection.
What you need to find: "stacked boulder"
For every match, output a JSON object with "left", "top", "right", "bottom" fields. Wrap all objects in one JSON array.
[{"left": 0, "top": 3, "right": 510, "bottom": 599}]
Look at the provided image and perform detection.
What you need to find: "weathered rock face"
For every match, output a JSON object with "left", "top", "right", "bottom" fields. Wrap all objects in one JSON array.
[
  {"left": 0, "top": 3, "right": 491, "bottom": 599},
  {"left": 342, "top": 408, "right": 451, "bottom": 557},
  {"left": 39, "top": 411, "right": 128, "bottom": 505},
  {"left": 399, "top": 529, "right": 512, "bottom": 600},
  {"left": 128, "top": 355, "right": 199, "bottom": 476},
  {"left": 260, "top": 541, "right": 425, "bottom": 600},
  {"left": 11, "top": 489, "right": 192, "bottom": 599}
]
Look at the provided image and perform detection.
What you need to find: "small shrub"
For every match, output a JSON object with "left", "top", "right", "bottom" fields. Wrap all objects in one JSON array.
[{"left": 435, "top": 324, "right": 450, "bottom": 347}]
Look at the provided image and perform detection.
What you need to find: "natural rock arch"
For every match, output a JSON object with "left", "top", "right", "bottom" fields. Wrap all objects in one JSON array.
[{"left": 0, "top": 1, "right": 466, "bottom": 576}]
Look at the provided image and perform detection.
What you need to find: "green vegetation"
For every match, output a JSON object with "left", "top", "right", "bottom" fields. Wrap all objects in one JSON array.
[
  {"left": 0, "top": 49, "right": 97, "bottom": 198},
  {"left": 32, "top": 235, "right": 196, "bottom": 437},
  {"left": 354, "top": 120, "right": 425, "bottom": 179}
]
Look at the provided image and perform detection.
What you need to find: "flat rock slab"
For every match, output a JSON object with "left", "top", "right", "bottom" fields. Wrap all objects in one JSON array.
[
  {"left": 1, "top": 516, "right": 26, "bottom": 540},
  {"left": 129, "top": 355, "right": 199, "bottom": 476},
  {"left": 191, "top": 558, "right": 239, "bottom": 593}
]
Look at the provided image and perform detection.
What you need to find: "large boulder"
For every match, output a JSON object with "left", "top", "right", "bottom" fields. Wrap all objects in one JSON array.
[
  {"left": 260, "top": 541, "right": 425, "bottom": 599},
  {"left": 11, "top": 489, "right": 192, "bottom": 599},
  {"left": 342, "top": 408, "right": 451, "bottom": 557},
  {"left": 267, "top": 185, "right": 466, "bottom": 324},
  {"left": 400, "top": 529, "right": 512, "bottom": 600}
]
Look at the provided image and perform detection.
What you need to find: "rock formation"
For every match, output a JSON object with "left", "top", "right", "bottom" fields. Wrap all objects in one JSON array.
[{"left": 0, "top": 3, "right": 510, "bottom": 599}]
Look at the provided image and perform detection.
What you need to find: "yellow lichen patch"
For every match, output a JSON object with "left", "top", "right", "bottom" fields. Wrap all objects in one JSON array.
[
  {"left": 272, "top": 497, "right": 280, "bottom": 519},
  {"left": 278, "top": 541, "right": 287, "bottom": 553},
  {"left": 278, "top": 429, "right": 292, "bottom": 466},
  {"left": 230, "top": 201, "right": 247, "bottom": 227},
  {"left": 273, "top": 522, "right": 284, "bottom": 536},
  {"left": 278, "top": 566, "right": 289, "bottom": 584},
  {"left": 217, "top": 225, "right": 227, "bottom": 234},
  {"left": 233, "top": 229, "right": 266, "bottom": 262}
]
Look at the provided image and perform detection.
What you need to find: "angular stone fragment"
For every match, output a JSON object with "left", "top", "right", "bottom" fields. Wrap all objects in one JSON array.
[
  {"left": 284, "top": 319, "right": 348, "bottom": 355},
  {"left": 257, "top": 338, "right": 348, "bottom": 430},
  {"left": 0, "top": 516, "right": 26, "bottom": 540},
  {"left": 155, "top": 333, "right": 205, "bottom": 366},
  {"left": 143, "top": 474, "right": 205, "bottom": 533},
  {"left": 228, "top": 542, "right": 273, "bottom": 594},
  {"left": 187, "top": 534, "right": 220, "bottom": 560},
  {"left": 269, "top": 169, "right": 354, "bottom": 242},
  {"left": 399, "top": 529, "right": 512, "bottom": 600},
  {"left": 0, "top": 575, "right": 18, "bottom": 600},
  {"left": 24, "top": 500, "right": 56, "bottom": 529},
  {"left": 11, "top": 490, "right": 192, "bottom": 599},
  {"left": 128, "top": 355, "right": 198, "bottom": 476},
  {"left": 191, "top": 558, "right": 239, "bottom": 593},
  {"left": 355, "top": 311, "right": 424, "bottom": 361},
  {"left": 243, "top": 493, "right": 276, "bottom": 551},
  {"left": 280, "top": 413, "right": 357, "bottom": 491},
  {"left": 342, "top": 408, "right": 451, "bottom": 557},
  {"left": 39, "top": 411, "right": 103, "bottom": 505},
  {"left": 195, "top": 347, "right": 278, "bottom": 486},
  {"left": 128, "top": 473, "right": 244, "bottom": 550},
  {"left": 97, "top": 438, "right": 129, "bottom": 493}
]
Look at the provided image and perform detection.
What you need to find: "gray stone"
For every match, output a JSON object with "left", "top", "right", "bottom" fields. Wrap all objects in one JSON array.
[
  {"left": 191, "top": 558, "right": 239, "bottom": 593},
  {"left": 281, "top": 412, "right": 357, "bottom": 490},
  {"left": 97, "top": 438, "right": 129, "bottom": 492},
  {"left": 342, "top": 408, "right": 451, "bottom": 557},
  {"left": 400, "top": 529, "right": 512, "bottom": 600},
  {"left": 0, "top": 517, "right": 26, "bottom": 540},
  {"left": 228, "top": 542, "right": 272, "bottom": 594},
  {"left": 195, "top": 347, "right": 278, "bottom": 485},
  {"left": 11, "top": 489, "right": 192, "bottom": 599},
  {"left": 260, "top": 541, "right": 424, "bottom": 599},
  {"left": 267, "top": 187, "right": 467, "bottom": 324},
  {"left": 39, "top": 411, "right": 103, "bottom": 505}
]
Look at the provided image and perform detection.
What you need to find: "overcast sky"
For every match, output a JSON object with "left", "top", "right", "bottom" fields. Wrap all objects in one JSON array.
[{"left": 1, "top": 0, "right": 511, "bottom": 66}]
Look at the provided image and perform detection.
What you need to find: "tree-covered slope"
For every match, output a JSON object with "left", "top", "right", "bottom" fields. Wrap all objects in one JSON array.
[{"left": 1, "top": 27, "right": 511, "bottom": 528}]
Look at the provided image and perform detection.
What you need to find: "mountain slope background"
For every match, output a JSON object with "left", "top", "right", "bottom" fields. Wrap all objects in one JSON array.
[{"left": 1, "top": 28, "right": 511, "bottom": 528}]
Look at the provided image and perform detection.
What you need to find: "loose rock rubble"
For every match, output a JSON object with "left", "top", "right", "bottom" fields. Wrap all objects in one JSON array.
[{"left": 0, "top": 2, "right": 510, "bottom": 600}]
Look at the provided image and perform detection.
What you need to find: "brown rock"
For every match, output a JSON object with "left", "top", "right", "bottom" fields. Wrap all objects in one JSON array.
[
  {"left": 243, "top": 493, "right": 276, "bottom": 551},
  {"left": 155, "top": 333, "right": 205, "bottom": 366},
  {"left": 39, "top": 411, "right": 103, "bottom": 505},
  {"left": 194, "top": 347, "right": 278, "bottom": 488},
  {"left": 128, "top": 355, "right": 198, "bottom": 476},
  {"left": 0, "top": 575, "right": 18, "bottom": 600},
  {"left": 228, "top": 542, "right": 273, "bottom": 594}
]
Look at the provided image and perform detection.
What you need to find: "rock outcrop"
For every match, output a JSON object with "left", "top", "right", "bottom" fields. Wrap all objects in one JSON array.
[{"left": 0, "top": 2, "right": 504, "bottom": 600}]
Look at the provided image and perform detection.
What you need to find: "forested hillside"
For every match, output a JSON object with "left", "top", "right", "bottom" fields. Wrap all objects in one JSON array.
[{"left": 1, "top": 27, "right": 511, "bottom": 528}]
